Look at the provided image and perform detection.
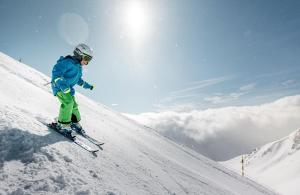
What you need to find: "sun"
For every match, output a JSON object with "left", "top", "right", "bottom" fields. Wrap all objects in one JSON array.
[
  {"left": 122, "top": 1, "right": 150, "bottom": 44},
  {"left": 126, "top": 3, "right": 146, "bottom": 32}
]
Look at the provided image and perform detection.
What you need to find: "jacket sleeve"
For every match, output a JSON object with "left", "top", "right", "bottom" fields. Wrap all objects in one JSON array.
[
  {"left": 77, "top": 78, "right": 92, "bottom": 89},
  {"left": 52, "top": 61, "right": 71, "bottom": 93}
]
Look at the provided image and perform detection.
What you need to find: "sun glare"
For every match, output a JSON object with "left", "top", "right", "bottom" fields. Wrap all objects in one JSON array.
[{"left": 122, "top": 1, "right": 150, "bottom": 44}]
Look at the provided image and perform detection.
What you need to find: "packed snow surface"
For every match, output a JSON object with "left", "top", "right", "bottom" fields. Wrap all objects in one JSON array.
[{"left": 0, "top": 52, "right": 276, "bottom": 194}]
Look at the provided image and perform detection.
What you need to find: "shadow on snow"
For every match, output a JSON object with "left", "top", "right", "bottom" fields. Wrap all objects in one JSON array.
[{"left": 0, "top": 127, "right": 69, "bottom": 168}]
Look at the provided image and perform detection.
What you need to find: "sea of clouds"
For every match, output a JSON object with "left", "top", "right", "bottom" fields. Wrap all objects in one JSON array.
[{"left": 125, "top": 95, "right": 300, "bottom": 161}]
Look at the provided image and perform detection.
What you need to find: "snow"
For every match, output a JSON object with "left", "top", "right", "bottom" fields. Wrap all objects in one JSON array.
[
  {"left": 222, "top": 129, "right": 300, "bottom": 195},
  {"left": 0, "top": 52, "right": 276, "bottom": 194}
]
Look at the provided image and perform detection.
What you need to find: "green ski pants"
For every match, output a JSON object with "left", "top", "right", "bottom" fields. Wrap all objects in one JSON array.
[{"left": 56, "top": 92, "right": 81, "bottom": 124}]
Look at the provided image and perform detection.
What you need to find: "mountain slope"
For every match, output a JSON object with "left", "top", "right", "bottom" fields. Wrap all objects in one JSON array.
[
  {"left": 0, "top": 52, "right": 276, "bottom": 195},
  {"left": 223, "top": 129, "right": 300, "bottom": 195}
]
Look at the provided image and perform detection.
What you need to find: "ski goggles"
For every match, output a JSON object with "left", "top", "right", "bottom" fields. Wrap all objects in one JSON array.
[{"left": 82, "top": 54, "right": 93, "bottom": 62}]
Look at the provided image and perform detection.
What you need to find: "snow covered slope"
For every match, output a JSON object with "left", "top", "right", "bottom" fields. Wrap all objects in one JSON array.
[
  {"left": 223, "top": 129, "right": 300, "bottom": 195},
  {"left": 0, "top": 52, "right": 276, "bottom": 195}
]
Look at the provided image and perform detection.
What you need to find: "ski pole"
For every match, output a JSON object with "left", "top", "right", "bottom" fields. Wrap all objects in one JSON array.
[{"left": 44, "top": 81, "right": 51, "bottom": 86}]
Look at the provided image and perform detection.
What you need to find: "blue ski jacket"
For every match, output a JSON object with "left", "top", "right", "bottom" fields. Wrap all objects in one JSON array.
[{"left": 51, "top": 56, "right": 92, "bottom": 96}]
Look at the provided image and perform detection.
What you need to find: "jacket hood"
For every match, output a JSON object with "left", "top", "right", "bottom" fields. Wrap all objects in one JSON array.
[{"left": 57, "top": 55, "right": 80, "bottom": 65}]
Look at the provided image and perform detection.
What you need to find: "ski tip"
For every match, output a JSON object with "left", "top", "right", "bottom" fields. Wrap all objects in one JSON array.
[
  {"left": 92, "top": 151, "right": 98, "bottom": 157},
  {"left": 46, "top": 122, "right": 57, "bottom": 127}
]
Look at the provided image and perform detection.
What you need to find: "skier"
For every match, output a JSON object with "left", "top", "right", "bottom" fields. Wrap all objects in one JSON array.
[{"left": 51, "top": 43, "right": 94, "bottom": 137}]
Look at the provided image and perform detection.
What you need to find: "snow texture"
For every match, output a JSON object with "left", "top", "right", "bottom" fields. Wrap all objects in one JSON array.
[{"left": 0, "top": 52, "right": 276, "bottom": 194}]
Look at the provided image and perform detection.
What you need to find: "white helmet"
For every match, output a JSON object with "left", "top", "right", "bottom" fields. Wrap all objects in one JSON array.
[{"left": 73, "top": 43, "right": 93, "bottom": 62}]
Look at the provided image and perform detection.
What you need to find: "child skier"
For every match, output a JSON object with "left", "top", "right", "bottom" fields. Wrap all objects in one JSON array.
[{"left": 51, "top": 43, "right": 94, "bottom": 137}]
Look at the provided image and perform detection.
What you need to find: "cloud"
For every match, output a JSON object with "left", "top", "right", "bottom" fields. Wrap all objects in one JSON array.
[
  {"left": 170, "top": 76, "right": 233, "bottom": 95},
  {"left": 203, "top": 92, "right": 245, "bottom": 104},
  {"left": 203, "top": 83, "right": 256, "bottom": 105},
  {"left": 281, "top": 79, "right": 296, "bottom": 87},
  {"left": 125, "top": 95, "right": 300, "bottom": 161},
  {"left": 239, "top": 83, "right": 256, "bottom": 91},
  {"left": 159, "top": 94, "right": 199, "bottom": 104},
  {"left": 158, "top": 77, "right": 259, "bottom": 110},
  {"left": 156, "top": 76, "right": 234, "bottom": 107}
]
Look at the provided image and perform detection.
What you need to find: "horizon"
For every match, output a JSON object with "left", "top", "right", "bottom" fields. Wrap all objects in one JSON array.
[{"left": 1, "top": 0, "right": 300, "bottom": 114}]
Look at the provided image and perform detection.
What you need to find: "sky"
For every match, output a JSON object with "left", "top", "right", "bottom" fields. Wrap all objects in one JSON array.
[{"left": 1, "top": 0, "right": 300, "bottom": 114}]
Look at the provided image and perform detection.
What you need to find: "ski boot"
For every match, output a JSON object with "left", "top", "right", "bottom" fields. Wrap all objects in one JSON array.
[
  {"left": 71, "top": 122, "right": 86, "bottom": 135},
  {"left": 57, "top": 122, "right": 76, "bottom": 139}
]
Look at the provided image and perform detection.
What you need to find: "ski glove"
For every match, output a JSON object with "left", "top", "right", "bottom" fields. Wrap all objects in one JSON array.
[
  {"left": 78, "top": 79, "right": 93, "bottom": 90},
  {"left": 83, "top": 82, "right": 94, "bottom": 90}
]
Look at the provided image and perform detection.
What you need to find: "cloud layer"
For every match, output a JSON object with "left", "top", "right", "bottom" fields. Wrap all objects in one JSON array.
[{"left": 125, "top": 95, "right": 300, "bottom": 161}]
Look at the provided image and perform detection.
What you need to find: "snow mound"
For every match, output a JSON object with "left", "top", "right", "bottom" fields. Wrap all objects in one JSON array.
[
  {"left": 0, "top": 52, "right": 276, "bottom": 195},
  {"left": 223, "top": 129, "right": 300, "bottom": 195},
  {"left": 244, "top": 129, "right": 300, "bottom": 170}
]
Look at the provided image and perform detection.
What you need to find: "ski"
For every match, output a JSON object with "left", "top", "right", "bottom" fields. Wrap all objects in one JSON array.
[
  {"left": 70, "top": 125, "right": 105, "bottom": 150},
  {"left": 46, "top": 123, "right": 99, "bottom": 154},
  {"left": 73, "top": 137, "right": 99, "bottom": 154},
  {"left": 77, "top": 133, "right": 104, "bottom": 150}
]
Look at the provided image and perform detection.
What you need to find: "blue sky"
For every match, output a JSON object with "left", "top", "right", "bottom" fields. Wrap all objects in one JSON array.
[{"left": 1, "top": 0, "right": 300, "bottom": 113}]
